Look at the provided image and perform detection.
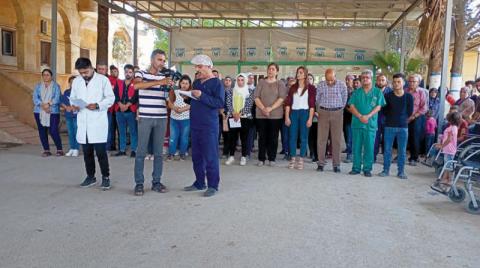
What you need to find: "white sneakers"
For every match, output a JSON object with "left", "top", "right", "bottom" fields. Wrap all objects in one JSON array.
[
  {"left": 225, "top": 156, "right": 248, "bottom": 166},
  {"left": 225, "top": 156, "right": 235, "bottom": 165},
  {"left": 240, "top": 157, "right": 247, "bottom": 166},
  {"left": 65, "top": 149, "right": 79, "bottom": 157}
]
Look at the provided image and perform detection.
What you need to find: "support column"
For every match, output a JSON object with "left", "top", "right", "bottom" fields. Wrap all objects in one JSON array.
[
  {"left": 400, "top": 19, "right": 406, "bottom": 73},
  {"left": 51, "top": 0, "right": 58, "bottom": 79},
  {"left": 438, "top": 0, "right": 453, "bottom": 134},
  {"left": 133, "top": 16, "right": 138, "bottom": 66}
]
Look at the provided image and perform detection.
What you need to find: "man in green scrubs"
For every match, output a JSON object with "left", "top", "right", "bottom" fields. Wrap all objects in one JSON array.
[{"left": 347, "top": 70, "right": 386, "bottom": 177}]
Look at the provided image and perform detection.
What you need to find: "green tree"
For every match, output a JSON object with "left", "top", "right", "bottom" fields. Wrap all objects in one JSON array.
[
  {"left": 154, "top": 29, "right": 169, "bottom": 53},
  {"left": 112, "top": 36, "right": 128, "bottom": 66},
  {"left": 373, "top": 52, "right": 425, "bottom": 77}
]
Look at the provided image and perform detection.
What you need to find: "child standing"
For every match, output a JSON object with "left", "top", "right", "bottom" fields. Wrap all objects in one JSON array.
[
  {"left": 433, "top": 111, "right": 461, "bottom": 193},
  {"left": 60, "top": 76, "right": 79, "bottom": 157},
  {"left": 425, "top": 110, "right": 437, "bottom": 152}
]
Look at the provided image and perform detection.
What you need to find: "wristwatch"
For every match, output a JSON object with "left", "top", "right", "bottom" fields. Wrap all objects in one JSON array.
[{"left": 95, "top": 103, "right": 99, "bottom": 110}]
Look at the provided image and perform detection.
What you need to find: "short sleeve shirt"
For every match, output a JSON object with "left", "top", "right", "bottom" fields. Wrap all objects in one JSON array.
[
  {"left": 254, "top": 80, "right": 288, "bottom": 119},
  {"left": 348, "top": 87, "right": 386, "bottom": 131}
]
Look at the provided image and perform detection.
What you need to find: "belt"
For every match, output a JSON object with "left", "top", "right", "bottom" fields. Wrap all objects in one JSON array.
[{"left": 319, "top": 106, "right": 343, "bottom": 111}]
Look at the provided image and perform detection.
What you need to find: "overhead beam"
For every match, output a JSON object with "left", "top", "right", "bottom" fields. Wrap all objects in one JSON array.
[
  {"left": 95, "top": 0, "right": 171, "bottom": 31},
  {"left": 387, "top": 0, "right": 422, "bottom": 32}
]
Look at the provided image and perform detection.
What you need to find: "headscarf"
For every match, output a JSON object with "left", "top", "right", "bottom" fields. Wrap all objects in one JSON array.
[{"left": 233, "top": 73, "right": 250, "bottom": 113}]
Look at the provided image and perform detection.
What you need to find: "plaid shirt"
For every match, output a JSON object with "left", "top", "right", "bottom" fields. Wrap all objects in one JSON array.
[{"left": 316, "top": 80, "right": 348, "bottom": 109}]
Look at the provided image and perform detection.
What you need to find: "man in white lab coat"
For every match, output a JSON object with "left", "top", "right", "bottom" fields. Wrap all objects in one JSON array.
[{"left": 71, "top": 58, "right": 115, "bottom": 190}]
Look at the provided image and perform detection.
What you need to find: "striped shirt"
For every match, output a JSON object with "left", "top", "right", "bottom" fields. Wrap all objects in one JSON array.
[{"left": 135, "top": 69, "right": 169, "bottom": 118}]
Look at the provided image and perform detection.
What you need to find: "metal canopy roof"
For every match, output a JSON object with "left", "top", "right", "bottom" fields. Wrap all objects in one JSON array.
[{"left": 99, "top": 0, "right": 425, "bottom": 31}]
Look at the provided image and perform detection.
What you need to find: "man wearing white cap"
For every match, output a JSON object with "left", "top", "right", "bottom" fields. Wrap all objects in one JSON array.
[{"left": 183, "top": 55, "right": 225, "bottom": 197}]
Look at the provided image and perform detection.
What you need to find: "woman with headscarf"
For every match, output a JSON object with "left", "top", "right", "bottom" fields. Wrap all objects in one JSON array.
[
  {"left": 224, "top": 73, "right": 255, "bottom": 166},
  {"left": 284, "top": 66, "right": 316, "bottom": 169},
  {"left": 32, "top": 69, "right": 63, "bottom": 157}
]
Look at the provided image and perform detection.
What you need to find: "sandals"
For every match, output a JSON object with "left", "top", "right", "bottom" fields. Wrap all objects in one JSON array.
[
  {"left": 296, "top": 158, "right": 304, "bottom": 170},
  {"left": 288, "top": 158, "right": 296, "bottom": 169}
]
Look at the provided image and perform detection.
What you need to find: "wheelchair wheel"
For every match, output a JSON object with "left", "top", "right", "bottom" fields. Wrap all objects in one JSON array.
[
  {"left": 466, "top": 199, "right": 480, "bottom": 215},
  {"left": 448, "top": 188, "right": 466, "bottom": 203},
  {"left": 435, "top": 166, "right": 442, "bottom": 177}
]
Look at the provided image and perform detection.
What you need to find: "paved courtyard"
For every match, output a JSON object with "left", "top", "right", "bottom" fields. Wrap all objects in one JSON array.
[{"left": 0, "top": 144, "right": 479, "bottom": 268}]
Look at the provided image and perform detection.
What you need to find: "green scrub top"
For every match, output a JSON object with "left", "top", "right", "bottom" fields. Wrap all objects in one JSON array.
[{"left": 348, "top": 87, "right": 386, "bottom": 131}]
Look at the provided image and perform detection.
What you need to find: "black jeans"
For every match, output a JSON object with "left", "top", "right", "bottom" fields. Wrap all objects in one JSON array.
[
  {"left": 82, "top": 141, "right": 110, "bottom": 178},
  {"left": 228, "top": 118, "right": 253, "bottom": 157},
  {"left": 256, "top": 118, "right": 282, "bottom": 162}
]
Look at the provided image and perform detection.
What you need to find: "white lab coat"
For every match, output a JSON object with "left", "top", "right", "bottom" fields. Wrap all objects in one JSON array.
[{"left": 70, "top": 72, "right": 115, "bottom": 144}]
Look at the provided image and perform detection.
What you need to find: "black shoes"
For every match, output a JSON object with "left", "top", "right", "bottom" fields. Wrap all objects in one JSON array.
[
  {"left": 184, "top": 184, "right": 206, "bottom": 191},
  {"left": 349, "top": 170, "right": 360, "bottom": 175},
  {"left": 152, "top": 182, "right": 168, "bottom": 193},
  {"left": 114, "top": 151, "right": 127, "bottom": 157},
  {"left": 204, "top": 187, "right": 217, "bottom": 197},
  {"left": 363, "top": 171, "right": 372, "bottom": 177},
  {"left": 334, "top": 167, "right": 341, "bottom": 173},
  {"left": 80, "top": 177, "right": 97, "bottom": 188},
  {"left": 100, "top": 177, "right": 111, "bottom": 190},
  {"left": 130, "top": 151, "right": 136, "bottom": 158},
  {"left": 134, "top": 184, "right": 144, "bottom": 196},
  {"left": 316, "top": 165, "right": 324, "bottom": 172}
]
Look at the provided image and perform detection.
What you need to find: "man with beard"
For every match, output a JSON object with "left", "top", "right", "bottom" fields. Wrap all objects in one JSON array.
[
  {"left": 373, "top": 73, "right": 392, "bottom": 163},
  {"left": 70, "top": 58, "right": 115, "bottom": 190},
  {"left": 113, "top": 64, "right": 138, "bottom": 158}
]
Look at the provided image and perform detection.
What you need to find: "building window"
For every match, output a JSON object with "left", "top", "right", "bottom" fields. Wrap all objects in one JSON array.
[
  {"left": 41, "top": 41, "right": 51, "bottom": 66},
  {"left": 80, "top": 48, "right": 90, "bottom": 59},
  {"left": 2, "top": 30, "right": 15, "bottom": 56}
]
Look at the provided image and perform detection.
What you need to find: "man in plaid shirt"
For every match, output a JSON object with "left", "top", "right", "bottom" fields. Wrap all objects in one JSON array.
[{"left": 315, "top": 69, "right": 348, "bottom": 173}]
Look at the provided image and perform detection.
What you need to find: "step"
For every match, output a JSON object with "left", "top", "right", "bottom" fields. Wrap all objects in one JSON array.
[
  {"left": 0, "top": 120, "right": 25, "bottom": 128},
  {"left": 3, "top": 126, "right": 35, "bottom": 134}
]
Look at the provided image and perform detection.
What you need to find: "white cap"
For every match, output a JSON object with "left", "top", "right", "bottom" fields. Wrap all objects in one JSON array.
[{"left": 191, "top": 54, "right": 213, "bottom": 67}]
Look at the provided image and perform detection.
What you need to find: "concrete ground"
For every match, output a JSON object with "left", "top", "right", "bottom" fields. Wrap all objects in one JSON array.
[{"left": 0, "top": 144, "right": 479, "bottom": 268}]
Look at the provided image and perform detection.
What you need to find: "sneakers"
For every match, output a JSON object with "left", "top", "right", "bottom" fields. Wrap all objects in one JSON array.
[
  {"left": 166, "top": 154, "right": 174, "bottom": 162},
  {"left": 130, "top": 151, "right": 136, "bottom": 158},
  {"left": 80, "top": 177, "right": 97, "bottom": 188},
  {"left": 240, "top": 157, "right": 247, "bottom": 166},
  {"left": 204, "top": 187, "right": 217, "bottom": 197},
  {"left": 316, "top": 165, "right": 324, "bottom": 172},
  {"left": 152, "top": 182, "right": 168, "bottom": 193},
  {"left": 268, "top": 161, "right": 276, "bottom": 167},
  {"left": 377, "top": 171, "right": 389, "bottom": 177},
  {"left": 100, "top": 177, "right": 111, "bottom": 190},
  {"left": 56, "top": 151, "right": 64, "bottom": 156},
  {"left": 397, "top": 173, "right": 408, "bottom": 180},
  {"left": 257, "top": 161, "right": 265, "bottom": 167},
  {"left": 179, "top": 155, "right": 187, "bottom": 161},
  {"left": 333, "top": 166, "right": 341, "bottom": 173},
  {"left": 364, "top": 171, "right": 372, "bottom": 177},
  {"left": 71, "top": 149, "right": 79, "bottom": 157},
  {"left": 145, "top": 155, "right": 154, "bottom": 160},
  {"left": 114, "top": 151, "right": 127, "bottom": 157},
  {"left": 134, "top": 184, "right": 144, "bottom": 196},
  {"left": 225, "top": 156, "right": 235, "bottom": 165},
  {"left": 184, "top": 184, "right": 206, "bottom": 191},
  {"left": 349, "top": 170, "right": 360, "bottom": 175},
  {"left": 65, "top": 150, "right": 74, "bottom": 157}
]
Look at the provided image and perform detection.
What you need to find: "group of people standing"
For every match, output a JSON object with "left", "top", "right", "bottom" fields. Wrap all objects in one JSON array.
[{"left": 31, "top": 48, "right": 480, "bottom": 196}]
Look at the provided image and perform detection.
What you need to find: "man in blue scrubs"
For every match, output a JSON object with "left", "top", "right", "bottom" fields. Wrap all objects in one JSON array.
[{"left": 184, "top": 55, "right": 225, "bottom": 197}]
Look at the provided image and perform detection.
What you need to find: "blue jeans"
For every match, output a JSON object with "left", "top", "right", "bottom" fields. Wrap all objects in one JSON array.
[
  {"left": 289, "top": 109, "right": 309, "bottom": 157},
  {"left": 134, "top": 117, "right": 167, "bottom": 185},
  {"left": 116, "top": 111, "right": 137, "bottom": 152},
  {"left": 169, "top": 118, "right": 190, "bottom": 155},
  {"left": 281, "top": 122, "right": 289, "bottom": 154},
  {"left": 65, "top": 116, "right": 79, "bottom": 150},
  {"left": 425, "top": 134, "right": 435, "bottom": 153},
  {"left": 383, "top": 127, "right": 408, "bottom": 175}
]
